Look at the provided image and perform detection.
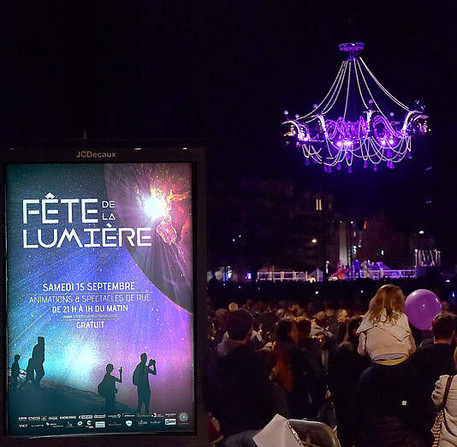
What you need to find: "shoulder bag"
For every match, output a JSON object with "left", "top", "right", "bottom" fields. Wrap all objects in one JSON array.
[{"left": 432, "top": 375, "right": 455, "bottom": 447}]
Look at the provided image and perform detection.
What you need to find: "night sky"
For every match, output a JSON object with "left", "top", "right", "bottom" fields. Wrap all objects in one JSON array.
[{"left": 1, "top": 1, "right": 457, "bottom": 268}]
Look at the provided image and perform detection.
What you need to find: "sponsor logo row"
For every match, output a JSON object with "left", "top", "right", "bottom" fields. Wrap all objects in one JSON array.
[{"left": 16, "top": 412, "right": 189, "bottom": 430}]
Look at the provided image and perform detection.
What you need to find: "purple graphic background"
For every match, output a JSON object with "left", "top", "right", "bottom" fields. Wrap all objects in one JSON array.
[{"left": 7, "top": 163, "right": 194, "bottom": 420}]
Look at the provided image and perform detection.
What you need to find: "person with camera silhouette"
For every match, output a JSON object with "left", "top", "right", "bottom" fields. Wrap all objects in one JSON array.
[{"left": 133, "top": 353, "right": 157, "bottom": 415}]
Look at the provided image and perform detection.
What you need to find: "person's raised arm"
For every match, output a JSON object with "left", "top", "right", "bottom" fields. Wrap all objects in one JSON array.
[
  {"left": 116, "top": 366, "right": 123, "bottom": 383},
  {"left": 148, "top": 359, "right": 157, "bottom": 375}
]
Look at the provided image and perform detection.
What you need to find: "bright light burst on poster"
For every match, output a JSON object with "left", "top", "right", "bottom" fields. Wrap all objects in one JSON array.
[{"left": 143, "top": 193, "right": 168, "bottom": 220}]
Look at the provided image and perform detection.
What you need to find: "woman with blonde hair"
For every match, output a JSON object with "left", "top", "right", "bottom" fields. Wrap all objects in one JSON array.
[{"left": 357, "top": 284, "right": 416, "bottom": 364}]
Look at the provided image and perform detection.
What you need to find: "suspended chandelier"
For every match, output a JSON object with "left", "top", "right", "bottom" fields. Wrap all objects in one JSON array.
[{"left": 283, "top": 42, "right": 429, "bottom": 172}]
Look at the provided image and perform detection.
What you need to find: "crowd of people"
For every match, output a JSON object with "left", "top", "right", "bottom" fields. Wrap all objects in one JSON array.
[{"left": 204, "top": 284, "right": 457, "bottom": 447}]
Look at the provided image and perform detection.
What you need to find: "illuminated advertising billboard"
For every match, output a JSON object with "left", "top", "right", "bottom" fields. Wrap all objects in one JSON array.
[{"left": 2, "top": 146, "right": 205, "bottom": 442}]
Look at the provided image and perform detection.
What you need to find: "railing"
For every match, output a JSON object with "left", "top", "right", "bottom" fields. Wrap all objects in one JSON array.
[
  {"left": 257, "top": 271, "right": 309, "bottom": 282},
  {"left": 257, "top": 269, "right": 416, "bottom": 282},
  {"left": 366, "top": 269, "right": 416, "bottom": 280}
]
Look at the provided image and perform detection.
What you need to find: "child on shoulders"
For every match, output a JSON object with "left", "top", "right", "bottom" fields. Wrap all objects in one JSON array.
[{"left": 357, "top": 284, "right": 416, "bottom": 364}]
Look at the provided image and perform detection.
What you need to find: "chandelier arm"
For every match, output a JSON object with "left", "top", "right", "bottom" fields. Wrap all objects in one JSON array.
[
  {"left": 354, "top": 60, "right": 370, "bottom": 109},
  {"left": 372, "top": 115, "right": 397, "bottom": 136},
  {"left": 359, "top": 58, "right": 410, "bottom": 111},
  {"left": 298, "top": 61, "right": 347, "bottom": 120},
  {"left": 325, "top": 119, "right": 338, "bottom": 139},
  {"left": 343, "top": 61, "right": 352, "bottom": 120},
  {"left": 320, "top": 61, "right": 349, "bottom": 115}
]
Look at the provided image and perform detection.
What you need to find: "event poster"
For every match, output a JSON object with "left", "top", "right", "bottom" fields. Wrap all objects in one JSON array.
[{"left": 6, "top": 162, "right": 195, "bottom": 436}]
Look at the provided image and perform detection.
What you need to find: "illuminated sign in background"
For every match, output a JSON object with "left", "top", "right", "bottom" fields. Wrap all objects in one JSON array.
[{"left": 6, "top": 163, "right": 194, "bottom": 435}]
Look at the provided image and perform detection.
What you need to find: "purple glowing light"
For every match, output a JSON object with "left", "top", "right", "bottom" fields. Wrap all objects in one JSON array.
[{"left": 282, "top": 41, "right": 427, "bottom": 171}]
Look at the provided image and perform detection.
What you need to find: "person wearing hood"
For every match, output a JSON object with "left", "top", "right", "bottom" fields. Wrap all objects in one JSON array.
[{"left": 202, "top": 309, "right": 283, "bottom": 447}]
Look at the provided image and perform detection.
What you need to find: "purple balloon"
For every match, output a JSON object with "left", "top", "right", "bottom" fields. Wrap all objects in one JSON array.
[{"left": 404, "top": 289, "right": 442, "bottom": 330}]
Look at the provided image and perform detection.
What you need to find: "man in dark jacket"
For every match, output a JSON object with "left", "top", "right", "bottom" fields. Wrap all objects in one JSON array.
[
  {"left": 203, "top": 309, "right": 280, "bottom": 447},
  {"left": 411, "top": 312, "right": 456, "bottom": 430},
  {"left": 348, "top": 359, "right": 429, "bottom": 447}
]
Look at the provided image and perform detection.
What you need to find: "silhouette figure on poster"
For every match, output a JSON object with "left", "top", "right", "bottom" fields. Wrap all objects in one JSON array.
[
  {"left": 19, "top": 358, "right": 34, "bottom": 390},
  {"left": 133, "top": 353, "right": 157, "bottom": 415},
  {"left": 32, "top": 336, "right": 45, "bottom": 389},
  {"left": 10, "top": 354, "right": 20, "bottom": 392},
  {"left": 98, "top": 363, "right": 123, "bottom": 412}
]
